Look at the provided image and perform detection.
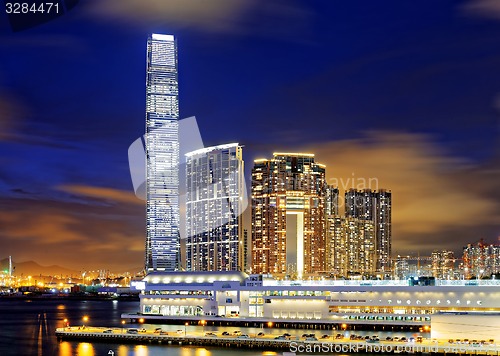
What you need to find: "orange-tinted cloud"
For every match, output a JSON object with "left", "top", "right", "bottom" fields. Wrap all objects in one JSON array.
[
  {"left": 303, "top": 131, "right": 500, "bottom": 254},
  {"left": 0, "top": 211, "right": 87, "bottom": 244},
  {"left": 0, "top": 186, "right": 145, "bottom": 272},
  {"left": 57, "top": 184, "right": 144, "bottom": 206},
  {"left": 0, "top": 94, "right": 24, "bottom": 141},
  {"left": 462, "top": 0, "right": 500, "bottom": 20},
  {"left": 85, "top": 0, "right": 253, "bottom": 32}
]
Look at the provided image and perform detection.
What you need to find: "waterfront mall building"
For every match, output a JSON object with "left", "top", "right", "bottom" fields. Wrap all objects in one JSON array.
[{"left": 124, "top": 271, "right": 500, "bottom": 340}]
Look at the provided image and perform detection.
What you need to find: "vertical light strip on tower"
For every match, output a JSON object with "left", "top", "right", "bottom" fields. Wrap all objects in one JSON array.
[{"left": 145, "top": 33, "right": 180, "bottom": 272}]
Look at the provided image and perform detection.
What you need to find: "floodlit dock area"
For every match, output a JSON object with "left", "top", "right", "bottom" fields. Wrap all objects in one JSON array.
[{"left": 55, "top": 327, "right": 500, "bottom": 354}]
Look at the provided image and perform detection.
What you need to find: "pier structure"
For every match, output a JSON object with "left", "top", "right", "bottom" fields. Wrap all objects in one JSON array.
[{"left": 55, "top": 327, "right": 500, "bottom": 355}]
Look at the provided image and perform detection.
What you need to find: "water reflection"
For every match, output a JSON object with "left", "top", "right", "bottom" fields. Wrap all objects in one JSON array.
[
  {"left": 117, "top": 345, "right": 130, "bottom": 356},
  {"left": 134, "top": 345, "right": 149, "bottom": 356},
  {"left": 58, "top": 341, "right": 72, "bottom": 356},
  {"left": 76, "top": 342, "right": 95, "bottom": 356},
  {"left": 194, "top": 348, "right": 212, "bottom": 356}
]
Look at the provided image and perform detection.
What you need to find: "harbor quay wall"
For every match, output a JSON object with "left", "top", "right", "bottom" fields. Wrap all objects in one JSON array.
[{"left": 55, "top": 329, "right": 500, "bottom": 355}]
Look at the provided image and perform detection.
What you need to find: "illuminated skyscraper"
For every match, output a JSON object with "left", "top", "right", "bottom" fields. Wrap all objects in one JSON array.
[
  {"left": 251, "top": 153, "right": 327, "bottom": 277},
  {"left": 145, "top": 34, "right": 180, "bottom": 272},
  {"left": 327, "top": 216, "right": 376, "bottom": 276},
  {"left": 344, "top": 188, "right": 392, "bottom": 274},
  {"left": 463, "top": 239, "right": 500, "bottom": 278},
  {"left": 431, "top": 250, "right": 455, "bottom": 279},
  {"left": 185, "top": 143, "right": 245, "bottom": 271}
]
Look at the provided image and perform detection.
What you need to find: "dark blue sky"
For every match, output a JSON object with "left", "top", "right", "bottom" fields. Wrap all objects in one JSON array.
[{"left": 0, "top": 0, "right": 499, "bottom": 271}]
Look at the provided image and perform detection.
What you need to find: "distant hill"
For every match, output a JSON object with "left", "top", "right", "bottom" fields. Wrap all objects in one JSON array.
[{"left": 0, "top": 258, "right": 79, "bottom": 277}]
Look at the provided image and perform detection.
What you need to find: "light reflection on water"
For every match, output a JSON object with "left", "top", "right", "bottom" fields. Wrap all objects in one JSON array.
[{"left": 76, "top": 342, "right": 95, "bottom": 356}]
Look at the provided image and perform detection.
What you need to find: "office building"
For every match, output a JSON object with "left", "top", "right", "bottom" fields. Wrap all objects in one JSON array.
[
  {"left": 251, "top": 153, "right": 328, "bottom": 277},
  {"left": 185, "top": 143, "right": 244, "bottom": 272},
  {"left": 145, "top": 34, "right": 180, "bottom": 272}
]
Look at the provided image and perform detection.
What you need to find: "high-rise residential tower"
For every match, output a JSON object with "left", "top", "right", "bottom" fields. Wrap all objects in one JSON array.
[
  {"left": 463, "top": 239, "right": 500, "bottom": 278},
  {"left": 327, "top": 216, "right": 376, "bottom": 276},
  {"left": 145, "top": 34, "right": 180, "bottom": 272},
  {"left": 251, "top": 153, "right": 328, "bottom": 277},
  {"left": 376, "top": 189, "right": 392, "bottom": 274},
  {"left": 344, "top": 188, "right": 392, "bottom": 275},
  {"left": 185, "top": 143, "right": 245, "bottom": 272},
  {"left": 431, "top": 250, "right": 455, "bottom": 279}
]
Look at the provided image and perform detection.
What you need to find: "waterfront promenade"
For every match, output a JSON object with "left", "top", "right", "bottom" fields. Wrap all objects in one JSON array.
[{"left": 55, "top": 327, "right": 500, "bottom": 354}]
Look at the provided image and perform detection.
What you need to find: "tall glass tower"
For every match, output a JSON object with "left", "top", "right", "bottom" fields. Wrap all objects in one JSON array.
[
  {"left": 185, "top": 143, "right": 244, "bottom": 272},
  {"left": 145, "top": 34, "right": 180, "bottom": 272}
]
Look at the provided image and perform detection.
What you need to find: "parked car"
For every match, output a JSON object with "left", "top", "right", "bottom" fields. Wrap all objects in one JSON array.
[
  {"left": 154, "top": 328, "right": 163, "bottom": 334},
  {"left": 386, "top": 337, "right": 393, "bottom": 341},
  {"left": 275, "top": 335, "right": 287, "bottom": 340},
  {"left": 127, "top": 329, "right": 138, "bottom": 334},
  {"left": 321, "top": 334, "right": 330, "bottom": 339},
  {"left": 335, "top": 334, "right": 343, "bottom": 339},
  {"left": 221, "top": 331, "right": 230, "bottom": 336},
  {"left": 103, "top": 329, "right": 113, "bottom": 334},
  {"left": 205, "top": 332, "right": 216, "bottom": 337},
  {"left": 138, "top": 328, "right": 147, "bottom": 333},
  {"left": 306, "top": 336, "right": 318, "bottom": 341},
  {"left": 237, "top": 334, "right": 250, "bottom": 339},
  {"left": 257, "top": 332, "right": 265, "bottom": 337}
]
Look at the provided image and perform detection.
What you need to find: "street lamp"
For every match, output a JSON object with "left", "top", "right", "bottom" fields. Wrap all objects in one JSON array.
[
  {"left": 121, "top": 320, "right": 126, "bottom": 333},
  {"left": 63, "top": 318, "right": 68, "bottom": 328},
  {"left": 341, "top": 323, "right": 347, "bottom": 330},
  {"left": 82, "top": 316, "right": 89, "bottom": 329},
  {"left": 201, "top": 320, "right": 206, "bottom": 334},
  {"left": 267, "top": 321, "right": 273, "bottom": 328},
  {"left": 185, "top": 322, "right": 188, "bottom": 336}
]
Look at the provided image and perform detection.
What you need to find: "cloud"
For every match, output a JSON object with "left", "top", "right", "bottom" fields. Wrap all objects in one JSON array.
[
  {"left": 83, "top": 0, "right": 314, "bottom": 41},
  {"left": 462, "top": 0, "right": 500, "bottom": 20},
  {"left": 84, "top": 0, "right": 253, "bottom": 32},
  {"left": 0, "top": 186, "right": 145, "bottom": 272},
  {"left": 0, "top": 211, "right": 87, "bottom": 244},
  {"left": 304, "top": 131, "right": 500, "bottom": 255},
  {"left": 57, "top": 184, "right": 144, "bottom": 206},
  {"left": 0, "top": 94, "right": 25, "bottom": 141}
]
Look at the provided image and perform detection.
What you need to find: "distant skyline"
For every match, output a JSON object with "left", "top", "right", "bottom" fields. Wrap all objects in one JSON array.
[{"left": 0, "top": 0, "right": 499, "bottom": 271}]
